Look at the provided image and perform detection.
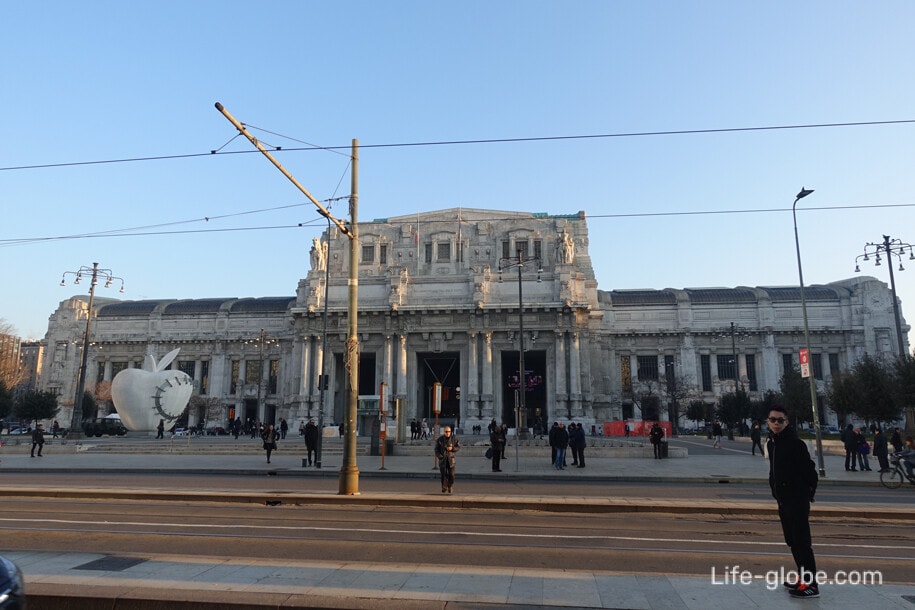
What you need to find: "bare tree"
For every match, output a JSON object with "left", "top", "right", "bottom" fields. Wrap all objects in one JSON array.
[{"left": 0, "top": 318, "right": 25, "bottom": 389}]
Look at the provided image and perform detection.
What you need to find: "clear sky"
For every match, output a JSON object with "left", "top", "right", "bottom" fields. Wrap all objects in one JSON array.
[{"left": 3, "top": 1, "right": 915, "bottom": 343}]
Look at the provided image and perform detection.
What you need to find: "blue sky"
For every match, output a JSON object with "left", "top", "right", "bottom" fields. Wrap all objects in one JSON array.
[{"left": 3, "top": 1, "right": 915, "bottom": 342}]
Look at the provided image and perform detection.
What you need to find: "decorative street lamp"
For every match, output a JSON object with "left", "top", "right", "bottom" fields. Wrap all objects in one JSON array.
[
  {"left": 499, "top": 248, "right": 542, "bottom": 471},
  {"left": 245, "top": 329, "right": 277, "bottom": 426},
  {"left": 59, "top": 263, "right": 124, "bottom": 439},
  {"left": 791, "top": 187, "right": 826, "bottom": 477},
  {"left": 713, "top": 322, "right": 752, "bottom": 390},
  {"left": 854, "top": 235, "right": 913, "bottom": 359}
]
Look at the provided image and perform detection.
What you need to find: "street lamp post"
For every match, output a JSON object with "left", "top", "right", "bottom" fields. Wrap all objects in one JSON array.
[
  {"left": 499, "top": 249, "right": 542, "bottom": 472},
  {"left": 854, "top": 235, "right": 912, "bottom": 359},
  {"left": 245, "top": 329, "right": 276, "bottom": 426},
  {"left": 59, "top": 263, "right": 124, "bottom": 439},
  {"left": 791, "top": 187, "right": 826, "bottom": 477},
  {"left": 316, "top": 219, "right": 332, "bottom": 468},
  {"left": 855, "top": 235, "right": 914, "bottom": 433}
]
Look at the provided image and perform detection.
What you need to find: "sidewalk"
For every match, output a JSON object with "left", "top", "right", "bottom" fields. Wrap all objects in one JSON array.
[
  {"left": 2, "top": 439, "right": 913, "bottom": 608},
  {"left": 9, "top": 549, "right": 914, "bottom": 609}
]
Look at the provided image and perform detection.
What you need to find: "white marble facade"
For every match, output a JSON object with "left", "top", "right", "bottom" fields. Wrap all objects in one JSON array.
[{"left": 38, "top": 208, "right": 908, "bottom": 434}]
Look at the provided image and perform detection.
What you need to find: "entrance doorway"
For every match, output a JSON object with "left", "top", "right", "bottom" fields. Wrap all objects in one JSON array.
[
  {"left": 500, "top": 350, "right": 547, "bottom": 429},
  {"left": 417, "top": 352, "right": 461, "bottom": 429}
]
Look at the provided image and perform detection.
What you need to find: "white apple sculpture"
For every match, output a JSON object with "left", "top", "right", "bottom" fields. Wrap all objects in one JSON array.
[{"left": 111, "top": 348, "right": 194, "bottom": 433}]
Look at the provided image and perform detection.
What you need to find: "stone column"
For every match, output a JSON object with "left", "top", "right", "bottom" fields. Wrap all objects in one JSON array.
[
  {"left": 554, "top": 331, "right": 567, "bottom": 419},
  {"left": 570, "top": 331, "right": 582, "bottom": 418},
  {"left": 397, "top": 334, "right": 408, "bottom": 398},
  {"left": 300, "top": 335, "right": 311, "bottom": 409},
  {"left": 468, "top": 332, "right": 479, "bottom": 417},
  {"left": 481, "top": 332, "right": 493, "bottom": 420},
  {"left": 383, "top": 335, "right": 393, "bottom": 413}
]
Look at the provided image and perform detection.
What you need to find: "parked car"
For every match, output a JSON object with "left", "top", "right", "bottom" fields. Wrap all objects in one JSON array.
[
  {"left": 172, "top": 427, "right": 188, "bottom": 437},
  {"left": 83, "top": 417, "right": 128, "bottom": 437},
  {"left": 0, "top": 554, "right": 26, "bottom": 609},
  {"left": 822, "top": 425, "right": 841, "bottom": 435}
]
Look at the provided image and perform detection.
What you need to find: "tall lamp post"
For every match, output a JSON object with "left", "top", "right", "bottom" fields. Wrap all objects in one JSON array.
[
  {"left": 59, "top": 263, "right": 124, "bottom": 439},
  {"left": 317, "top": 219, "right": 332, "bottom": 468},
  {"left": 791, "top": 187, "right": 826, "bottom": 476},
  {"left": 499, "top": 248, "right": 542, "bottom": 471},
  {"left": 855, "top": 235, "right": 914, "bottom": 433},
  {"left": 854, "top": 235, "right": 912, "bottom": 359},
  {"left": 245, "top": 329, "right": 276, "bottom": 426},
  {"left": 713, "top": 322, "right": 750, "bottom": 439}
]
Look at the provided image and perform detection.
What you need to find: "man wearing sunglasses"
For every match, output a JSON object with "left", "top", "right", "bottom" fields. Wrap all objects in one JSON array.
[{"left": 766, "top": 405, "right": 819, "bottom": 598}]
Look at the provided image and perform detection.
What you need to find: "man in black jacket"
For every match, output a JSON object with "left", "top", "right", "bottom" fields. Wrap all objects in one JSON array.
[{"left": 767, "top": 405, "right": 819, "bottom": 598}]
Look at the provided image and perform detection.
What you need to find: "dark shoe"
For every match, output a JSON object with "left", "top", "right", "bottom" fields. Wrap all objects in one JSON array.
[
  {"left": 783, "top": 579, "right": 799, "bottom": 591},
  {"left": 577, "top": 464, "right": 585, "bottom": 468},
  {"left": 442, "top": 488, "right": 447, "bottom": 493},
  {"left": 447, "top": 487, "right": 453, "bottom": 494},
  {"left": 492, "top": 469, "right": 501, "bottom": 472},
  {"left": 788, "top": 583, "right": 819, "bottom": 598}
]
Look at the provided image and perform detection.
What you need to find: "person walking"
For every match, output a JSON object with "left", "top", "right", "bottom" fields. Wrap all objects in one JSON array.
[
  {"left": 410, "top": 419, "right": 418, "bottom": 441},
  {"left": 421, "top": 419, "right": 430, "bottom": 440},
  {"left": 553, "top": 423, "right": 569, "bottom": 470},
  {"left": 766, "top": 405, "right": 820, "bottom": 598},
  {"left": 873, "top": 427, "right": 890, "bottom": 473},
  {"left": 30, "top": 423, "right": 45, "bottom": 457},
  {"left": 842, "top": 423, "right": 857, "bottom": 471},
  {"left": 649, "top": 422, "right": 664, "bottom": 459},
  {"left": 489, "top": 423, "right": 505, "bottom": 472},
  {"left": 854, "top": 427, "right": 872, "bottom": 471},
  {"left": 261, "top": 423, "right": 278, "bottom": 464},
  {"left": 279, "top": 418, "right": 288, "bottom": 440},
  {"left": 156, "top": 419, "right": 165, "bottom": 440},
  {"left": 51, "top": 420, "right": 60, "bottom": 439},
  {"left": 712, "top": 420, "right": 722, "bottom": 449},
  {"left": 303, "top": 418, "right": 319, "bottom": 466},
  {"left": 434, "top": 426, "right": 460, "bottom": 493},
  {"left": 750, "top": 422, "right": 764, "bottom": 457}
]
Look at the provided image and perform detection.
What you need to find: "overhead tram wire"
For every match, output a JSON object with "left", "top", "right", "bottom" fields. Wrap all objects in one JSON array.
[
  {"left": 2, "top": 118, "right": 914, "bottom": 173},
  {"left": 3, "top": 202, "right": 915, "bottom": 248}
]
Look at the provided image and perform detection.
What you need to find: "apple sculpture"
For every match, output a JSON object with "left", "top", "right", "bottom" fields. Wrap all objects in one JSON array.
[{"left": 111, "top": 348, "right": 194, "bottom": 433}]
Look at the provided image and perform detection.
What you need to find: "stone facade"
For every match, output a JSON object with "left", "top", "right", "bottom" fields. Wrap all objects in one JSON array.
[{"left": 37, "top": 209, "right": 909, "bottom": 436}]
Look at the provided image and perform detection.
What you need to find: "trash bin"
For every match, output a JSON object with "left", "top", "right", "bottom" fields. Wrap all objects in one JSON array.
[{"left": 659, "top": 441, "right": 669, "bottom": 459}]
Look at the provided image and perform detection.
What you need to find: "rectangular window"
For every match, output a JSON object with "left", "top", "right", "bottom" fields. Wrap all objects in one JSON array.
[
  {"left": 457, "top": 241, "right": 464, "bottom": 263},
  {"left": 812, "top": 353, "right": 823, "bottom": 380},
  {"left": 828, "top": 353, "right": 840, "bottom": 376},
  {"left": 268, "top": 360, "right": 279, "bottom": 394},
  {"left": 701, "top": 355, "right": 712, "bottom": 391},
  {"left": 745, "top": 354, "right": 758, "bottom": 391},
  {"left": 621, "top": 356, "right": 632, "bottom": 393},
  {"left": 246, "top": 360, "right": 261, "bottom": 384},
  {"left": 637, "top": 355, "right": 658, "bottom": 381},
  {"left": 379, "top": 244, "right": 387, "bottom": 265},
  {"left": 437, "top": 242, "right": 451, "bottom": 262},
  {"left": 717, "top": 354, "right": 736, "bottom": 381},
  {"left": 502, "top": 240, "right": 510, "bottom": 260},
  {"left": 782, "top": 353, "right": 795, "bottom": 375},
  {"left": 230, "top": 360, "right": 239, "bottom": 394},
  {"left": 664, "top": 355, "right": 675, "bottom": 389},
  {"left": 111, "top": 361, "right": 128, "bottom": 377},
  {"left": 361, "top": 244, "right": 375, "bottom": 263},
  {"left": 533, "top": 239, "right": 542, "bottom": 263},
  {"left": 515, "top": 240, "right": 529, "bottom": 258},
  {"left": 424, "top": 243, "right": 433, "bottom": 263},
  {"left": 96, "top": 362, "right": 105, "bottom": 384},
  {"left": 199, "top": 361, "right": 209, "bottom": 395},
  {"left": 177, "top": 360, "right": 195, "bottom": 378}
]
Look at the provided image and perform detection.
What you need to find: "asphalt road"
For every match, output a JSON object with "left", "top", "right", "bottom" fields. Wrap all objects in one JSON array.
[
  {"left": 1, "top": 470, "right": 912, "bottom": 507},
  {"left": 0, "top": 491, "right": 911, "bottom": 585}
]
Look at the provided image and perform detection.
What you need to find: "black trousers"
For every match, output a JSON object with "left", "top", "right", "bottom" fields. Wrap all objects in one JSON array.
[
  {"left": 440, "top": 461, "right": 455, "bottom": 489},
  {"left": 491, "top": 450, "right": 501, "bottom": 471},
  {"left": 751, "top": 440, "right": 763, "bottom": 455},
  {"left": 778, "top": 499, "right": 817, "bottom": 580},
  {"left": 844, "top": 449, "right": 857, "bottom": 470}
]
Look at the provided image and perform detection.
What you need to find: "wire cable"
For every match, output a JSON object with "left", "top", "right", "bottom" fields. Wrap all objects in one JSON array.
[{"left": 2, "top": 119, "right": 913, "bottom": 172}]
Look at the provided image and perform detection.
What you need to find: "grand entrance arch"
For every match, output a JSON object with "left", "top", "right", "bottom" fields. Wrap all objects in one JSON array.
[
  {"left": 417, "top": 352, "right": 461, "bottom": 429},
  {"left": 499, "top": 350, "right": 547, "bottom": 429}
]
